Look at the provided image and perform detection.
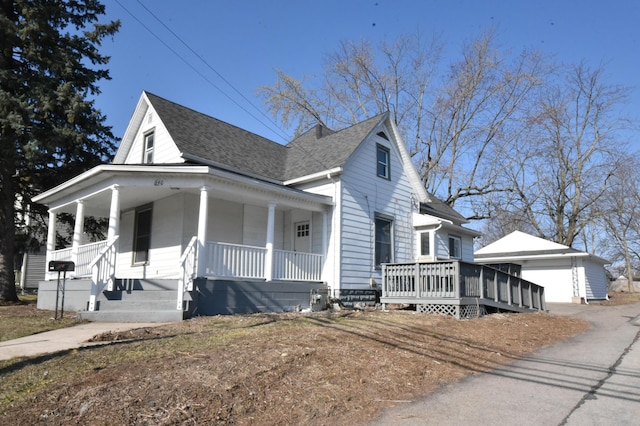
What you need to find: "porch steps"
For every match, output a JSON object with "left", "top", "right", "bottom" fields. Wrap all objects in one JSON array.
[{"left": 78, "top": 279, "right": 188, "bottom": 323}]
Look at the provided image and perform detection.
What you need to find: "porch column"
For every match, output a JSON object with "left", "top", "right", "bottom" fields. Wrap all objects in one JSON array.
[
  {"left": 264, "top": 202, "right": 276, "bottom": 281},
  {"left": 70, "top": 200, "right": 85, "bottom": 277},
  {"left": 196, "top": 186, "right": 209, "bottom": 277},
  {"left": 107, "top": 185, "right": 120, "bottom": 242},
  {"left": 44, "top": 209, "right": 57, "bottom": 281}
]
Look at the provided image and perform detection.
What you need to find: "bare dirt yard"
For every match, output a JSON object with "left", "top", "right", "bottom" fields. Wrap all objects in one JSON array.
[{"left": 3, "top": 293, "right": 636, "bottom": 425}]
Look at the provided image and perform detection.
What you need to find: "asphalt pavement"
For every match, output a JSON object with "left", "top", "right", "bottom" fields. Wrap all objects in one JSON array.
[{"left": 371, "top": 301, "right": 640, "bottom": 426}]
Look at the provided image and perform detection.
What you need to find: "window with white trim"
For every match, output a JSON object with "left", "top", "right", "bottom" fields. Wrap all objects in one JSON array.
[
  {"left": 133, "top": 204, "right": 152, "bottom": 264},
  {"left": 448, "top": 235, "right": 461, "bottom": 259},
  {"left": 375, "top": 215, "right": 393, "bottom": 268},
  {"left": 143, "top": 131, "right": 154, "bottom": 164},
  {"left": 376, "top": 144, "right": 390, "bottom": 179},
  {"left": 420, "top": 232, "right": 430, "bottom": 256}
]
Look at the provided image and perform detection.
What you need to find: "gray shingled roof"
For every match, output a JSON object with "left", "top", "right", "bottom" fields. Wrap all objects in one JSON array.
[
  {"left": 146, "top": 92, "right": 288, "bottom": 180},
  {"left": 146, "top": 92, "right": 384, "bottom": 182},
  {"left": 146, "top": 92, "right": 464, "bottom": 222},
  {"left": 283, "top": 114, "right": 386, "bottom": 180}
]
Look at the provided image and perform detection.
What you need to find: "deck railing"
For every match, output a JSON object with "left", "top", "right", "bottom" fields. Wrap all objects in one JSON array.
[{"left": 382, "top": 260, "right": 545, "bottom": 311}]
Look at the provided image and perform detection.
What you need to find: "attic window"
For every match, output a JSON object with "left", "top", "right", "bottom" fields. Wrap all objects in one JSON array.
[
  {"left": 377, "top": 131, "right": 389, "bottom": 140},
  {"left": 143, "top": 131, "right": 154, "bottom": 164},
  {"left": 376, "top": 144, "right": 390, "bottom": 180}
]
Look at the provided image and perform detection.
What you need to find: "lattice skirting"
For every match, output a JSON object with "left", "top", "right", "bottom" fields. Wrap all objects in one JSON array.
[{"left": 417, "top": 303, "right": 487, "bottom": 319}]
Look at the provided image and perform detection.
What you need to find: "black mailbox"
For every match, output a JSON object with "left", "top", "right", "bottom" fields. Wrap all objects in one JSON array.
[{"left": 48, "top": 261, "right": 75, "bottom": 272}]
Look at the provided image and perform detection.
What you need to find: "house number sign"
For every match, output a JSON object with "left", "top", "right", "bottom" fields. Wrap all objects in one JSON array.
[{"left": 154, "top": 179, "right": 164, "bottom": 186}]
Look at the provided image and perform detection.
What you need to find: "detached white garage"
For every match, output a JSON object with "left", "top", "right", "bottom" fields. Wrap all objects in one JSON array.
[{"left": 474, "top": 231, "right": 610, "bottom": 303}]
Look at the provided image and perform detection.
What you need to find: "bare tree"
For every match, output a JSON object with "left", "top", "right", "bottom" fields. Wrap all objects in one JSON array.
[
  {"left": 260, "top": 29, "right": 547, "bottom": 219},
  {"left": 419, "top": 29, "right": 547, "bottom": 217},
  {"left": 499, "top": 63, "right": 629, "bottom": 247},
  {"left": 259, "top": 32, "right": 441, "bottom": 140},
  {"left": 599, "top": 155, "right": 640, "bottom": 292}
]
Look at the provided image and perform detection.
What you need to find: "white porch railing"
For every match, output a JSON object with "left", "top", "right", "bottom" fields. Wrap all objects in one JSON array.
[
  {"left": 206, "top": 242, "right": 323, "bottom": 281},
  {"left": 49, "top": 240, "right": 109, "bottom": 277},
  {"left": 75, "top": 240, "right": 109, "bottom": 277},
  {"left": 51, "top": 247, "right": 72, "bottom": 262},
  {"left": 177, "top": 236, "right": 198, "bottom": 310},
  {"left": 88, "top": 237, "right": 119, "bottom": 311},
  {"left": 273, "top": 249, "right": 323, "bottom": 281},
  {"left": 206, "top": 242, "right": 266, "bottom": 279}
]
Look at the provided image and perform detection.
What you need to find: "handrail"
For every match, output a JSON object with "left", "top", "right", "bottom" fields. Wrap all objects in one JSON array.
[
  {"left": 88, "top": 236, "right": 119, "bottom": 311},
  {"left": 177, "top": 236, "right": 198, "bottom": 310}
]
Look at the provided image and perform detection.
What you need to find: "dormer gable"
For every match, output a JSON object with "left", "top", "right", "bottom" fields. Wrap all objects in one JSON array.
[{"left": 113, "top": 92, "right": 183, "bottom": 165}]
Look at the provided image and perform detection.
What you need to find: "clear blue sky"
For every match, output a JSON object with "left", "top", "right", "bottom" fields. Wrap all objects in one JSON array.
[{"left": 97, "top": 0, "right": 639, "bottom": 146}]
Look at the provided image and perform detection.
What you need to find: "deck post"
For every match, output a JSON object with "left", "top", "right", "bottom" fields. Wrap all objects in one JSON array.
[
  {"left": 479, "top": 265, "right": 485, "bottom": 299},
  {"left": 506, "top": 273, "right": 512, "bottom": 305},
  {"left": 528, "top": 283, "right": 534, "bottom": 309},
  {"left": 518, "top": 278, "right": 523, "bottom": 307},
  {"left": 493, "top": 270, "right": 499, "bottom": 303},
  {"left": 453, "top": 261, "right": 460, "bottom": 298},
  {"left": 536, "top": 287, "right": 542, "bottom": 311},
  {"left": 415, "top": 262, "right": 421, "bottom": 299}
]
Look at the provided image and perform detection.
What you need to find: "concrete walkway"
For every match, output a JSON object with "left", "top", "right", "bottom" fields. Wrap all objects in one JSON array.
[
  {"left": 371, "top": 302, "right": 640, "bottom": 425},
  {"left": 0, "top": 322, "right": 163, "bottom": 361}
]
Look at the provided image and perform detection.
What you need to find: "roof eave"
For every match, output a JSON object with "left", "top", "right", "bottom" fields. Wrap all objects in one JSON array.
[
  {"left": 283, "top": 167, "right": 343, "bottom": 186},
  {"left": 181, "top": 152, "right": 284, "bottom": 185}
]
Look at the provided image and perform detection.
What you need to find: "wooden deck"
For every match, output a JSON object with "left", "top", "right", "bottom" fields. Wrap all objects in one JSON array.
[{"left": 381, "top": 260, "right": 546, "bottom": 319}]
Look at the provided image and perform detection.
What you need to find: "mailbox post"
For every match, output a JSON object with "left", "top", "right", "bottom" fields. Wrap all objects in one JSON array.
[{"left": 48, "top": 261, "right": 75, "bottom": 320}]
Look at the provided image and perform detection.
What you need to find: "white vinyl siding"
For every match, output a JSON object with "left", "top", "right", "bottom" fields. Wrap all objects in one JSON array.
[
  {"left": 338, "top": 132, "right": 415, "bottom": 290},
  {"left": 584, "top": 259, "right": 608, "bottom": 299},
  {"left": 117, "top": 194, "right": 187, "bottom": 279},
  {"left": 124, "top": 109, "right": 183, "bottom": 164}
]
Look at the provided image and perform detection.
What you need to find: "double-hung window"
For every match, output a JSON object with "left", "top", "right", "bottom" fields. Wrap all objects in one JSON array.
[
  {"left": 420, "top": 232, "right": 431, "bottom": 256},
  {"left": 376, "top": 144, "right": 390, "bottom": 179},
  {"left": 143, "top": 132, "right": 154, "bottom": 164},
  {"left": 448, "top": 235, "right": 461, "bottom": 259},
  {"left": 133, "top": 205, "right": 152, "bottom": 264},
  {"left": 375, "top": 215, "right": 393, "bottom": 268}
]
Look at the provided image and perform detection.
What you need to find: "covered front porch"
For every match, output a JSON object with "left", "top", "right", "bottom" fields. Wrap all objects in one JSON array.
[{"left": 33, "top": 165, "right": 334, "bottom": 319}]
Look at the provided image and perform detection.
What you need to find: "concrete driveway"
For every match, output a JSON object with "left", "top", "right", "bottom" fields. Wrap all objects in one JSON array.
[{"left": 371, "top": 302, "right": 640, "bottom": 426}]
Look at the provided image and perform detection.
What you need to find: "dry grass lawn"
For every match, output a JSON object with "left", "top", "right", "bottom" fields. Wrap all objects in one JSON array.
[{"left": 0, "top": 295, "right": 606, "bottom": 425}]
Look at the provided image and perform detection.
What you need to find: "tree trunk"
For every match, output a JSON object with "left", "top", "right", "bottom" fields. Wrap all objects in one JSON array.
[{"left": 0, "top": 165, "right": 18, "bottom": 303}]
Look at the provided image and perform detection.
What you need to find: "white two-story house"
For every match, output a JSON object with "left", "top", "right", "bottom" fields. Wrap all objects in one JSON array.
[{"left": 34, "top": 91, "right": 480, "bottom": 321}]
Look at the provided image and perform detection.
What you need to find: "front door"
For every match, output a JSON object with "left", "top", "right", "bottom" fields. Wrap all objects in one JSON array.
[{"left": 294, "top": 221, "right": 310, "bottom": 252}]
